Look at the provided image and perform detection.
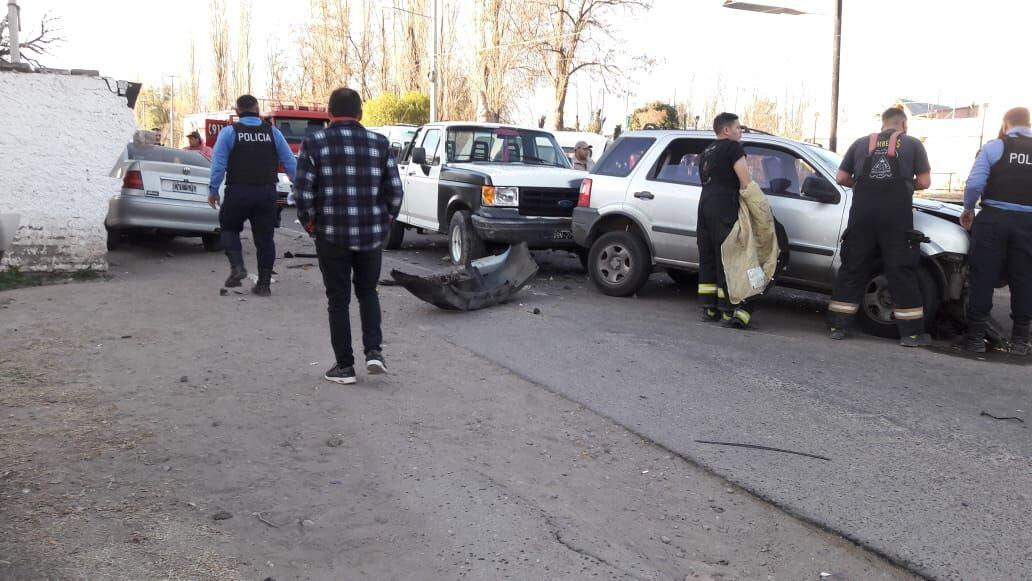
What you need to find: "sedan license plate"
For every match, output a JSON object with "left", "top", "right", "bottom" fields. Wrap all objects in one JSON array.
[
  {"left": 164, "top": 180, "right": 198, "bottom": 194},
  {"left": 552, "top": 230, "right": 574, "bottom": 241}
]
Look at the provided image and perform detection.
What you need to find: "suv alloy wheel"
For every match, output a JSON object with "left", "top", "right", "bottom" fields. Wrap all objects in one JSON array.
[{"left": 588, "top": 230, "right": 651, "bottom": 297}]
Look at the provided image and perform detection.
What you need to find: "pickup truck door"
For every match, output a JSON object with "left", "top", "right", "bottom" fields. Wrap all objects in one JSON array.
[
  {"left": 742, "top": 143, "right": 846, "bottom": 288},
  {"left": 626, "top": 136, "right": 709, "bottom": 266},
  {"left": 402, "top": 128, "right": 445, "bottom": 231}
]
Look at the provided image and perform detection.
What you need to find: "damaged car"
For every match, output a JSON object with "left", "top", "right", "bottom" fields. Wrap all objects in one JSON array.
[{"left": 573, "top": 129, "right": 974, "bottom": 339}]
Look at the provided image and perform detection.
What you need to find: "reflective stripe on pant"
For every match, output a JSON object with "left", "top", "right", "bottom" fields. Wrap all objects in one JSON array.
[
  {"left": 828, "top": 205, "right": 924, "bottom": 335},
  {"left": 966, "top": 206, "right": 1032, "bottom": 325},
  {"left": 697, "top": 194, "right": 750, "bottom": 316}
]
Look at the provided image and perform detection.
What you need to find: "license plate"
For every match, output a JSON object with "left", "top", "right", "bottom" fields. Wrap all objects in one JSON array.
[
  {"left": 164, "top": 180, "right": 198, "bottom": 194},
  {"left": 552, "top": 230, "right": 574, "bottom": 240}
]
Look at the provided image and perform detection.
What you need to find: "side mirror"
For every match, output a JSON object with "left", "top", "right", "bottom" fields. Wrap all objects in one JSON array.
[
  {"left": 411, "top": 147, "right": 427, "bottom": 166},
  {"left": 801, "top": 176, "right": 841, "bottom": 204}
]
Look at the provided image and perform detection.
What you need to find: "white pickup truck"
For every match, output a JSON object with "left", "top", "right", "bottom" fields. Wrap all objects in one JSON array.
[{"left": 389, "top": 122, "right": 588, "bottom": 264}]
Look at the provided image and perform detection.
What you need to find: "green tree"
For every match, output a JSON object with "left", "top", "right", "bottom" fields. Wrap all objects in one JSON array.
[
  {"left": 134, "top": 84, "right": 172, "bottom": 136},
  {"left": 629, "top": 101, "right": 678, "bottom": 130},
  {"left": 364, "top": 91, "right": 430, "bottom": 126}
]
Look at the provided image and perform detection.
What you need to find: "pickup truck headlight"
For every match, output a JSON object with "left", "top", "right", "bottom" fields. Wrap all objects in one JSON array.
[{"left": 482, "top": 186, "right": 519, "bottom": 207}]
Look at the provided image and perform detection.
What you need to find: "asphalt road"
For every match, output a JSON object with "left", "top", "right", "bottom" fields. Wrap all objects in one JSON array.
[{"left": 352, "top": 215, "right": 1030, "bottom": 581}]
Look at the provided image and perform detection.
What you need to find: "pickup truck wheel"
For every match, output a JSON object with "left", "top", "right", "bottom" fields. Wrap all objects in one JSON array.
[
  {"left": 449, "top": 210, "right": 486, "bottom": 265},
  {"left": 667, "top": 269, "right": 697, "bottom": 287},
  {"left": 201, "top": 234, "right": 222, "bottom": 252},
  {"left": 384, "top": 220, "right": 405, "bottom": 250},
  {"left": 588, "top": 231, "right": 651, "bottom": 297},
  {"left": 858, "top": 266, "right": 942, "bottom": 339}
]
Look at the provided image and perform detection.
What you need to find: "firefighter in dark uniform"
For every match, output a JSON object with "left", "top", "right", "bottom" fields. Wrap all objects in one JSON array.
[
  {"left": 697, "top": 112, "right": 755, "bottom": 328},
  {"left": 826, "top": 107, "right": 933, "bottom": 347},
  {"left": 208, "top": 95, "right": 297, "bottom": 296},
  {"left": 960, "top": 107, "right": 1032, "bottom": 355}
]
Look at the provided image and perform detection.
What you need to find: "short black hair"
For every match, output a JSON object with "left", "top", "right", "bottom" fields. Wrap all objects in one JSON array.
[
  {"left": 713, "top": 112, "right": 739, "bottom": 135},
  {"left": 328, "top": 87, "right": 363, "bottom": 117},
  {"left": 236, "top": 94, "right": 260, "bottom": 112},
  {"left": 882, "top": 107, "right": 907, "bottom": 124},
  {"left": 151, "top": 127, "right": 161, "bottom": 132}
]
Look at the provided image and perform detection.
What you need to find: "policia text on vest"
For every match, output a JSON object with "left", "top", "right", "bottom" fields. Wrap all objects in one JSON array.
[{"left": 207, "top": 96, "right": 298, "bottom": 297}]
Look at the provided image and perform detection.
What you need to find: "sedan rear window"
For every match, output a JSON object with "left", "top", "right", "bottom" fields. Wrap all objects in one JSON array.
[
  {"left": 127, "top": 145, "right": 211, "bottom": 167},
  {"left": 592, "top": 137, "right": 655, "bottom": 177}
]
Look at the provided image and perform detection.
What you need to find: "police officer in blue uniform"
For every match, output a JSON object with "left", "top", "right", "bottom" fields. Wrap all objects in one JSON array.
[
  {"left": 208, "top": 95, "right": 297, "bottom": 296},
  {"left": 960, "top": 107, "right": 1032, "bottom": 355}
]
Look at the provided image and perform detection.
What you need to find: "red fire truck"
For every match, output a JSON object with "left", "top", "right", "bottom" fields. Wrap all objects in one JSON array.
[{"left": 183, "top": 102, "right": 330, "bottom": 207}]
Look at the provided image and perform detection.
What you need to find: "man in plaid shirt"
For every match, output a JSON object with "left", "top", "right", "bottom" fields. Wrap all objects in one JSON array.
[{"left": 294, "top": 87, "right": 405, "bottom": 385}]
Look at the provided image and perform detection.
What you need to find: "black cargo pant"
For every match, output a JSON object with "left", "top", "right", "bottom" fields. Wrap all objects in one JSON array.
[
  {"left": 966, "top": 206, "right": 1032, "bottom": 325},
  {"left": 220, "top": 184, "right": 278, "bottom": 270},
  {"left": 316, "top": 239, "right": 384, "bottom": 368},
  {"left": 697, "top": 190, "right": 754, "bottom": 325},
  {"left": 828, "top": 193, "right": 925, "bottom": 336}
]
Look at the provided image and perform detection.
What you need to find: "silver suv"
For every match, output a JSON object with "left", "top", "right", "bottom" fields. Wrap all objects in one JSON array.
[{"left": 572, "top": 130, "right": 971, "bottom": 338}]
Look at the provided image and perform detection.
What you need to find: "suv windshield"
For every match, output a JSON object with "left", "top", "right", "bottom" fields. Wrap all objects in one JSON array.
[
  {"left": 447, "top": 127, "right": 570, "bottom": 168},
  {"left": 806, "top": 145, "right": 844, "bottom": 174},
  {"left": 274, "top": 118, "right": 327, "bottom": 143}
]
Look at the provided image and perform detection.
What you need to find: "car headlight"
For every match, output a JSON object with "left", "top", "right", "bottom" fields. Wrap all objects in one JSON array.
[{"left": 482, "top": 186, "right": 519, "bottom": 207}]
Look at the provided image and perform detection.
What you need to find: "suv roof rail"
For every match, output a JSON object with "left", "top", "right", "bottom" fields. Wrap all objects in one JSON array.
[{"left": 740, "top": 125, "right": 776, "bottom": 136}]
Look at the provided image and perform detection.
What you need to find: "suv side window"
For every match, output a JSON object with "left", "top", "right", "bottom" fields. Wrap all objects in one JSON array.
[
  {"left": 743, "top": 145, "right": 827, "bottom": 199},
  {"left": 647, "top": 138, "right": 709, "bottom": 186},
  {"left": 593, "top": 136, "right": 656, "bottom": 177},
  {"left": 421, "top": 129, "right": 443, "bottom": 165}
]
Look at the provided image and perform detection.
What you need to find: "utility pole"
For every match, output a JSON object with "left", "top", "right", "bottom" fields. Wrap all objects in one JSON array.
[
  {"left": 429, "top": 0, "right": 438, "bottom": 123},
  {"left": 165, "top": 74, "right": 178, "bottom": 147},
  {"left": 830, "top": 0, "right": 842, "bottom": 152},
  {"left": 6, "top": 0, "right": 20, "bottom": 64}
]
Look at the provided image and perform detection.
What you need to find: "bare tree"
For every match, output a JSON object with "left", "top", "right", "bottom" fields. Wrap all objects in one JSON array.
[
  {"left": 297, "top": 0, "right": 352, "bottom": 103},
  {"left": 233, "top": 0, "right": 254, "bottom": 97},
  {"left": 535, "top": 0, "right": 650, "bottom": 130},
  {"left": 265, "top": 39, "right": 292, "bottom": 102},
  {"left": 209, "top": 0, "right": 232, "bottom": 109},
  {"left": 178, "top": 37, "right": 202, "bottom": 128},
  {"left": 347, "top": 0, "right": 376, "bottom": 99},
  {"left": 1, "top": 12, "right": 64, "bottom": 68},
  {"left": 437, "top": 1, "right": 476, "bottom": 121},
  {"left": 741, "top": 92, "right": 779, "bottom": 134}
]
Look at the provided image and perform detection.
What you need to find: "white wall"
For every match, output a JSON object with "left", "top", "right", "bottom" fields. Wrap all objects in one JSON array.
[{"left": 0, "top": 71, "right": 136, "bottom": 272}]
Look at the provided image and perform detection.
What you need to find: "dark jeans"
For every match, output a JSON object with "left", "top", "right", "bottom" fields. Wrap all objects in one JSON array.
[
  {"left": 966, "top": 206, "right": 1032, "bottom": 325},
  {"left": 316, "top": 239, "right": 384, "bottom": 367},
  {"left": 220, "top": 184, "right": 278, "bottom": 270}
]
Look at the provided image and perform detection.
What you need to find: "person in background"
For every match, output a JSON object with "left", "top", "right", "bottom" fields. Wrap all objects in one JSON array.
[
  {"left": 294, "top": 87, "right": 404, "bottom": 385},
  {"left": 183, "top": 130, "right": 213, "bottom": 161},
  {"left": 959, "top": 107, "right": 1032, "bottom": 355},
  {"left": 572, "top": 141, "right": 595, "bottom": 171},
  {"left": 207, "top": 94, "right": 297, "bottom": 296},
  {"left": 151, "top": 127, "right": 163, "bottom": 147}
]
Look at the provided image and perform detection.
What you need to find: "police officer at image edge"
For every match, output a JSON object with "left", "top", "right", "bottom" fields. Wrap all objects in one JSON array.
[
  {"left": 208, "top": 95, "right": 297, "bottom": 296},
  {"left": 959, "top": 106, "right": 1032, "bottom": 356}
]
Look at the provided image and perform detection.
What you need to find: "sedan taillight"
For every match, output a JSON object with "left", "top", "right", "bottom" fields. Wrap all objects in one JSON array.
[
  {"left": 577, "top": 178, "right": 593, "bottom": 207},
  {"left": 123, "top": 170, "right": 145, "bottom": 190}
]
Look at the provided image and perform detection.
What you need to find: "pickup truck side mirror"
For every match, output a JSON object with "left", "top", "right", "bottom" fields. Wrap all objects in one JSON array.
[
  {"left": 411, "top": 147, "right": 427, "bottom": 166},
  {"left": 390, "top": 143, "right": 401, "bottom": 159},
  {"left": 801, "top": 176, "right": 841, "bottom": 204}
]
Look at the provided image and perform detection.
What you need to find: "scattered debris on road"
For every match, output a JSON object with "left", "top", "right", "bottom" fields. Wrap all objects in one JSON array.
[
  {"left": 212, "top": 510, "right": 233, "bottom": 521},
  {"left": 980, "top": 411, "right": 1025, "bottom": 423},
  {"left": 695, "top": 440, "right": 832, "bottom": 461},
  {"left": 254, "top": 512, "right": 281, "bottom": 528}
]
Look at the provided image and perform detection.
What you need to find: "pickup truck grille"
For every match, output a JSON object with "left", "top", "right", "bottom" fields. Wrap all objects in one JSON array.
[{"left": 518, "top": 187, "right": 580, "bottom": 217}]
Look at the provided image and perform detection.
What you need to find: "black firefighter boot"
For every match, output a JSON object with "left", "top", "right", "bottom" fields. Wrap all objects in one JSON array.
[
  {"left": 1010, "top": 322, "right": 1031, "bottom": 356},
  {"left": 224, "top": 251, "right": 248, "bottom": 288},
  {"left": 252, "top": 268, "right": 273, "bottom": 297},
  {"left": 962, "top": 320, "right": 988, "bottom": 353}
]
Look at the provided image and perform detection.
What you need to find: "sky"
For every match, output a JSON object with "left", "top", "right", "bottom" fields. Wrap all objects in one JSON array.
[{"left": 12, "top": 0, "right": 1032, "bottom": 141}]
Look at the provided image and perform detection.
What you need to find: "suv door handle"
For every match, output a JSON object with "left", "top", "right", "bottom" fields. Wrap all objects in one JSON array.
[{"left": 633, "top": 191, "right": 654, "bottom": 200}]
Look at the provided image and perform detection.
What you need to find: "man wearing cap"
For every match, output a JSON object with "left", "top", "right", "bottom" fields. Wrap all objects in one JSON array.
[
  {"left": 183, "top": 130, "right": 213, "bottom": 161},
  {"left": 572, "top": 141, "right": 595, "bottom": 171}
]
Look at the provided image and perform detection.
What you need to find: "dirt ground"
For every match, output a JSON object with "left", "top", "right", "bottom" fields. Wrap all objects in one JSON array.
[{"left": 0, "top": 231, "right": 919, "bottom": 581}]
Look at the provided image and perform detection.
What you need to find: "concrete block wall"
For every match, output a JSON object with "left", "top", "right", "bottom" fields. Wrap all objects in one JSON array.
[{"left": 0, "top": 71, "right": 136, "bottom": 272}]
